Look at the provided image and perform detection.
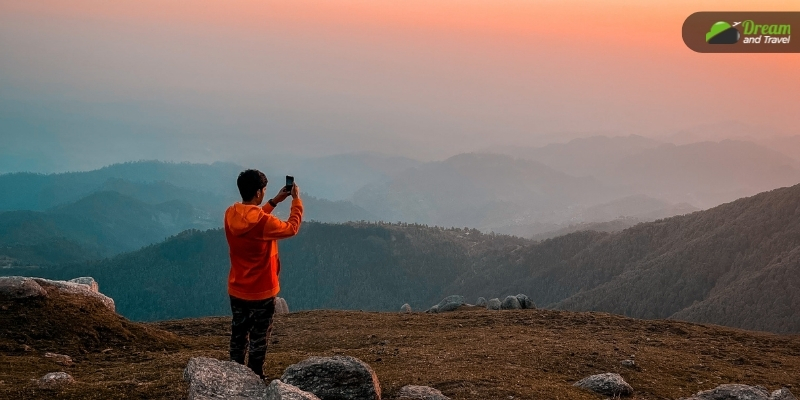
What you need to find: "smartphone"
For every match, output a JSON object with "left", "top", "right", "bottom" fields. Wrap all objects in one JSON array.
[{"left": 285, "top": 175, "right": 294, "bottom": 192}]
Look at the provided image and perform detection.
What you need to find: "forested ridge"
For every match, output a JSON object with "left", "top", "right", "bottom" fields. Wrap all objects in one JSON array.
[
  {"left": 14, "top": 222, "right": 525, "bottom": 320},
  {"left": 5, "top": 183, "right": 800, "bottom": 333}
]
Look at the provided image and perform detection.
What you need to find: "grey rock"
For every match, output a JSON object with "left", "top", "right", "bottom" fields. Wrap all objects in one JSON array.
[
  {"left": 38, "top": 372, "right": 74, "bottom": 390},
  {"left": 621, "top": 359, "right": 636, "bottom": 367},
  {"left": 475, "top": 297, "right": 487, "bottom": 307},
  {"left": 574, "top": 372, "right": 633, "bottom": 397},
  {"left": 771, "top": 388, "right": 797, "bottom": 400},
  {"left": 0, "top": 276, "right": 47, "bottom": 299},
  {"left": 426, "top": 305, "right": 439, "bottom": 314},
  {"left": 265, "top": 379, "right": 320, "bottom": 400},
  {"left": 515, "top": 294, "right": 535, "bottom": 309},
  {"left": 32, "top": 277, "right": 115, "bottom": 312},
  {"left": 683, "top": 384, "right": 773, "bottom": 400},
  {"left": 275, "top": 297, "right": 289, "bottom": 315},
  {"left": 400, "top": 303, "right": 412, "bottom": 313},
  {"left": 487, "top": 298, "right": 501, "bottom": 310},
  {"left": 433, "top": 295, "right": 464, "bottom": 313},
  {"left": 501, "top": 296, "right": 521, "bottom": 310},
  {"left": 281, "top": 355, "right": 381, "bottom": 400},
  {"left": 183, "top": 357, "right": 267, "bottom": 400},
  {"left": 69, "top": 277, "right": 99, "bottom": 292},
  {"left": 44, "top": 352, "right": 74, "bottom": 366},
  {"left": 398, "top": 385, "right": 450, "bottom": 400}
]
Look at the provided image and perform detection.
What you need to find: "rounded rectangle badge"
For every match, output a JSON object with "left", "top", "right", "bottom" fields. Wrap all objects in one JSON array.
[{"left": 683, "top": 12, "right": 799, "bottom": 53}]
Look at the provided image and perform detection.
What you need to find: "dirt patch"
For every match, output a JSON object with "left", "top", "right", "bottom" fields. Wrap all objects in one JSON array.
[{"left": 2, "top": 302, "right": 800, "bottom": 399}]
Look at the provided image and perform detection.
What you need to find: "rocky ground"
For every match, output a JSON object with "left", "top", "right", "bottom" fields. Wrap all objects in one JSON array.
[{"left": 2, "top": 282, "right": 800, "bottom": 399}]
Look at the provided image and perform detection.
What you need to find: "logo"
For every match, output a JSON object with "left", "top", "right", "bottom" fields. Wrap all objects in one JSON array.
[
  {"left": 683, "top": 12, "right": 800, "bottom": 53},
  {"left": 706, "top": 21, "right": 740, "bottom": 44}
]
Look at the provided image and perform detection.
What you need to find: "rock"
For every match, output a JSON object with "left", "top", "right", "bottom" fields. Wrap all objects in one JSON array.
[
  {"left": 501, "top": 296, "right": 521, "bottom": 310},
  {"left": 265, "top": 379, "right": 321, "bottom": 400},
  {"left": 400, "top": 303, "right": 412, "bottom": 313},
  {"left": 38, "top": 372, "right": 75, "bottom": 390},
  {"left": 0, "top": 276, "right": 47, "bottom": 299},
  {"left": 515, "top": 294, "right": 535, "bottom": 309},
  {"left": 32, "top": 277, "right": 115, "bottom": 312},
  {"left": 487, "top": 298, "right": 501, "bottom": 310},
  {"left": 398, "top": 385, "right": 450, "bottom": 400},
  {"left": 574, "top": 373, "right": 633, "bottom": 397},
  {"left": 183, "top": 357, "right": 267, "bottom": 400},
  {"left": 682, "top": 384, "right": 795, "bottom": 400},
  {"left": 475, "top": 297, "right": 487, "bottom": 307},
  {"left": 275, "top": 297, "right": 289, "bottom": 315},
  {"left": 68, "top": 277, "right": 99, "bottom": 292},
  {"left": 281, "top": 355, "right": 381, "bottom": 400},
  {"left": 621, "top": 359, "right": 636, "bottom": 367},
  {"left": 44, "top": 352, "right": 74, "bottom": 366},
  {"left": 684, "top": 384, "right": 769, "bottom": 400},
  {"left": 432, "top": 295, "right": 464, "bottom": 313},
  {"left": 771, "top": 388, "right": 797, "bottom": 400},
  {"left": 426, "top": 305, "right": 439, "bottom": 314}
]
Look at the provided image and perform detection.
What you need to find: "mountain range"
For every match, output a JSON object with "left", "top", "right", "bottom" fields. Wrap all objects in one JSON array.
[{"left": 11, "top": 181, "right": 800, "bottom": 334}]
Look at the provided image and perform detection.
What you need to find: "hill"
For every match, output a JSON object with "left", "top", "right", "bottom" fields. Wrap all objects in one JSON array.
[
  {"left": 9, "top": 183, "right": 800, "bottom": 333},
  {"left": 1, "top": 287, "right": 800, "bottom": 400},
  {"left": 0, "top": 191, "right": 216, "bottom": 265},
  {"left": 20, "top": 222, "right": 525, "bottom": 320},
  {"left": 0, "top": 161, "right": 378, "bottom": 228},
  {"left": 0, "top": 161, "right": 243, "bottom": 212},
  {"left": 452, "top": 183, "right": 800, "bottom": 333}
]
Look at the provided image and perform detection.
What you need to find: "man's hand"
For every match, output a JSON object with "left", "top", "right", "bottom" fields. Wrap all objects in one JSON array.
[
  {"left": 272, "top": 187, "right": 291, "bottom": 204},
  {"left": 291, "top": 183, "right": 300, "bottom": 199}
]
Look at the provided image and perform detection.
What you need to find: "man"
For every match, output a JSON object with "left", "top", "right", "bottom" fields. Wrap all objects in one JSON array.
[{"left": 224, "top": 169, "right": 303, "bottom": 378}]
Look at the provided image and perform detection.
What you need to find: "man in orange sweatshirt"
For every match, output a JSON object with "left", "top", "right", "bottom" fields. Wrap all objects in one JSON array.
[{"left": 224, "top": 169, "right": 303, "bottom": 379}]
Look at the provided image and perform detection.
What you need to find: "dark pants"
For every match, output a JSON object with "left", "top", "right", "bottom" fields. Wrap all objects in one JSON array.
[{"left": 229, "top": 295, "right": 275, "bottom": 378}]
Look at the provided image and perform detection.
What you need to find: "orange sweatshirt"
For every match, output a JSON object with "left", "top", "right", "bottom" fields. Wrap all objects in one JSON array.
[{"left": 224, "top": 198, "right": 303, "bottom": 300}]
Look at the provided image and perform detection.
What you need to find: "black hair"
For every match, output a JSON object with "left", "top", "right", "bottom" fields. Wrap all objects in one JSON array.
[{"left": 237, "top": 169, "right": 268, "bottom": 201}]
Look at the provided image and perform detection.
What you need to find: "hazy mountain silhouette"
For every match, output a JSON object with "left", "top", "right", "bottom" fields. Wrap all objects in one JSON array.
[
  {"left": 486, "top": 135, "right": 663, "bottom": 177},
  {"left": 0, "top": 191, "right": 215, "bottom": 265},
  {"left": 489, "top": 137, "right": 800, "bottom": 209},
  {"left": 492, "top": 195, "right": 698, "bottom": 238},
  {"left": 352, "top": 153, "right": 612, "bottom": 229},
  {"left": 0, "top": 161, "right": 243, "bottom": 211},
  {"left": 251, "top": 152, "right": 423, "bottom": 201}
]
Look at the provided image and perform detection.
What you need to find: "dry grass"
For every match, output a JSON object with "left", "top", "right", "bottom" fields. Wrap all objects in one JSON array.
[{"left": 2, "top": 297, "right": 800, "bottom": 400}]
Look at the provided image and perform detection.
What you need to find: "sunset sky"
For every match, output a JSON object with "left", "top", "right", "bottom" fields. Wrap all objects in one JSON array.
[{"left": 1, "top": 0, "right": 798, "bottom": 172}]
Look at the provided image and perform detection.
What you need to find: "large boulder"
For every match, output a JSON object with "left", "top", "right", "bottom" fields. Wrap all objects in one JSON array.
[
  {"left": 275, "top": 297, "right": 290, "bottom": 315},
  {"left": 487, "top": 298, "right": 501, "bottom": 310},
  {"left": 38, "top": 372, "right": 74, "bottom": 390},
  {"left": 475, "top": 297, "right": 487, "bottom": 307},
  {"left": 574, "top": 373, "right": 633, "bottom": 397},
  {"left": 682, "top": 384, "right": 796, "bottom": 400},
  {"left": 281, "top": 355, "right": 381, "bottom": 400},
  {"left": 184, "top": 357, "right": 267, "bottom": 400},
  {"left": 515, "top": 294, "right": 535, "bottom": 309},
  {"left": 32, "top": 277, "right": 115, "bottom": 312},
  {"left": 265, "top": 379, "right": 320, "bottom": 400},
  {"left": 398, "top": 385, "right": 450, "bottom": 400},
  {"left": 0, "top": 276, "right": 47, "bottom": 299},
  {"left": 500, "top": 296, "right": 521, "bottom": 310},
  {"left": 400, "top": 303, "right": 412, "bottom": 313}
]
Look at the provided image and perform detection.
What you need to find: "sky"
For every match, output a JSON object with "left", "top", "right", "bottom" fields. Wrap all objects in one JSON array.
[{"left": 1, "top": 0, "right": 798, "bottom": 173}]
